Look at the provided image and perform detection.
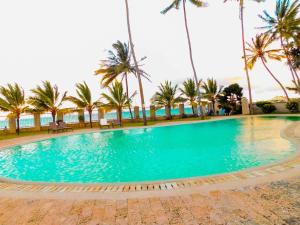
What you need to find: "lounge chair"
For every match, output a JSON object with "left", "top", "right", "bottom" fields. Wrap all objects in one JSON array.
[
  {"left": 48, "top": 122, "right": 63, "bottom": 133},
  {"left": 100, "top": 119, "right": 110, "bottom": 129},
  {"left": 58, "top": 122, "right": 73, "bottom": 132},
  {"left": 112, "top": 120, "right": 122, "bottom": 128}
]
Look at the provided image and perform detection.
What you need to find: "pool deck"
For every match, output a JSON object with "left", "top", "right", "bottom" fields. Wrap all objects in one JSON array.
[{"left": 0, "top": 115, "right": 300, "bottom": 224}]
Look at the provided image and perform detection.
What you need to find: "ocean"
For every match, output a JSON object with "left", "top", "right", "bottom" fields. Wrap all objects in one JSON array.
[{"left": 0, "top": 107, "right": 196, "bottom": 129}]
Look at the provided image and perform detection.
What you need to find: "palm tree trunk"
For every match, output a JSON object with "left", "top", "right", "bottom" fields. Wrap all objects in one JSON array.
[
  {"left": 16, "top": 116, "right": 20, "bottom": 135},
  {"left": 124, "top": 0, "right": 147, "bottom": 125},
  {"left": 280, "top": 36, "right": 299, "bottom": 82},
  {"left": 51, "top": 111, "right": 56, "bottom": 123},
  {"left": 118, "top": 108, "right": 123, "bottom": 126},
  {"left": 125, "top": 73, "right": 133, "bottom": 119},
  {"left": 182, "top": 0, "right": 203, "bottom": 117},
  {"left": 89, "top": 110, "right": 93, "bottom": 128},
  {"left": 240, "top": 4, "right": 254, "bottom": 114},
  {"left": 261, "top": 58, "right": 290, "bottom": 101}
]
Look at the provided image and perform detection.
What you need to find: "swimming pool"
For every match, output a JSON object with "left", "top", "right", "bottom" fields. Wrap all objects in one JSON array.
[{"left": 0, "top": 116, "right": 298, "bottom": 184}]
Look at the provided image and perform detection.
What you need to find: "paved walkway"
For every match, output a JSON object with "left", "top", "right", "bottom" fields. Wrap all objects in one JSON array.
[{"left": 0, "top": 177, "right": 300, "bottom": 225}]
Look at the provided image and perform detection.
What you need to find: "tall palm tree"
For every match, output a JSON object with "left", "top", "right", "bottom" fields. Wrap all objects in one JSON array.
[
  {"left": 245, "top": 33, "right": 290, "bottom": 100},
  {"left": 224, "top": 0, "right": 265, "bottom": 115},
  {"left": 101, "top": 81, "right": 135, "bottom": 126},
  {"left": 179, "top": 78, "right": 200, "bottom": 114},
  {"left": 151, "top": 81, "right": 182, "bottom": 119},
  {"left": 67, "top": 82, "right": 100, "bottom": 128},
  {"left": 28, "top": 81, "right": 67, "bottom": 122},
  {"left": 161, "top": 0, "right": 207, "bottom": 117},
  {"left": 201, "top": 78, "right": 223, "bottom": 114},
  {"left": 124, "top": 0, "right": 147, "bottom": 125},
  {"left": 258, "top": 0, "right": 300, "bottom": 82},
  {"left": 95, "top": 41, "right": 149, "bottom": 119},
  {"left": 0, "top": 83, "right": 28, "bottom": 135}
]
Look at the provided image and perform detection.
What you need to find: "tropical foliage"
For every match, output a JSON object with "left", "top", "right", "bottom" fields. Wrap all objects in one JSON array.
[
  {"left": 101, "top": 81, "right": 135, "bottom": 125},
  {"left": 67, "top": 82, "right": 100, "bottom": 128},
  {"left": 95, "top": 41, "right": 149, "bottom": 119},
  {"left": 201, "top": 78, "right": 223, "bottom": 114},
  {"left": 0, "top": 83, "right": 28, "bottom": 135},
  {"left": 180, "top": 78, "right": 199, "bottom": 115},
  {"left": 151, "top": 81, "right": 182, "bottom": 119},
  {"left": 218, "top": 83, "right": 243, "bottom": 115},
  {"left": 259, "top": 0, "right": 300, "bottom": 82},
  {"left": 28, "top": 81, "right": 67, "bottom": 122},
  {"left": 245, "top": 33, "right": 290, "bottom": 100},
  {"left": 286, "top": 100, "right": 299, "bottom": 113}
]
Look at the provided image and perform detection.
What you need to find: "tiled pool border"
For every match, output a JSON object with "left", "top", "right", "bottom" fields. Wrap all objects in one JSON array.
[{"left": 0, "top": 115, "right": 299, "bottom": 195}]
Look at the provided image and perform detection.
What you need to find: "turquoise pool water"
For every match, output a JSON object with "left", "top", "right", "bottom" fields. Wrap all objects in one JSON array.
[{"left": 0, "top": 116, "right": 298, "bottom": 183}]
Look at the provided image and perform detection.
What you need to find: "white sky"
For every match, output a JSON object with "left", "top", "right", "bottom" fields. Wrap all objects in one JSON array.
[{"left": 0, "top": 0, "right": 298, "bottom": 106}]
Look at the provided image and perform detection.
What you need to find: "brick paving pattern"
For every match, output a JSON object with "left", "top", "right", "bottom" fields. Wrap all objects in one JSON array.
[{"left": 0, "top": 178, "right": 300, "bottom": 225}]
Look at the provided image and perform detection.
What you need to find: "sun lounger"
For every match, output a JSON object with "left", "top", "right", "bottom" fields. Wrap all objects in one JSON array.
[
  {"left": 112, "top": 120, "right": 122, "bottom": 128},
  {"left": 48, "top": 122, "right": 63, "bottom": 133},
  {"left": 58, "top": 122, "right": 73, "bottom": 132},
  {"left": 100, "top": 119, "right": 110, "bottom": 129}
]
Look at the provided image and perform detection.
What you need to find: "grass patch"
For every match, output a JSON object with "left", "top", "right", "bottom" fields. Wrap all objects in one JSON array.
[{"left": 0, "top": 116, "right": 210, "bottom": 141}]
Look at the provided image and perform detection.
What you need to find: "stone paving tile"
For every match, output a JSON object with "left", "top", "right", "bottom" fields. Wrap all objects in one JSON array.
[{"left": 1, "top": 178, "right": 300, "bottom": 224}]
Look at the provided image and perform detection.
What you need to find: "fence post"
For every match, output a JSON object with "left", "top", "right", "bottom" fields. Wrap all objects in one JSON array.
[
  {"left": 179, "top": 104, "right": 185, "bottom": 118},
  {"left": 242, "top": 97, "right": 250, "bottom": 115},
  {"left": 150, "top": 105, "right": 156, "bottom": 120},
  {"left": 98, "top": 108, "right": 105, "bottom": 121},
  {"left": 8, "top": 116, "right": 16, "bottom": 134},
  {"left": 134, "top": 106, "right": 140, "bottom": 121},
  {"left": 57, "top": 112, "right": 64, "bottom": 121},
  {"left": 33, "top": 113, "right": 41, "bottom": 131},
  {"left": 192, "top": 103, "right": 198, "bottom": 116}
]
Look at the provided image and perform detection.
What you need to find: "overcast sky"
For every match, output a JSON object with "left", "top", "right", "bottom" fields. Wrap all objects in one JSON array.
[{"left": 0, "top": 0, "right": 297, "bottom": 106}]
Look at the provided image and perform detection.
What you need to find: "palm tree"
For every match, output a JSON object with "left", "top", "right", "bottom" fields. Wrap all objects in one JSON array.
[
  {"left": 101, "top": 81, "right": 135, "bottom": 126},
  {"left": 179, "top": 78, "right": 200, "bottom": 114},
  {"left": 0, "top": 83, "right": 28, "bottom": 135},
  {"left": 201, "top": 78, "right": 223, "bottom": 114},
  {"left": 151, "top": 81, "right": 182, "bottom": 119},
  {"left": 124, "top": 0, "right": 147, "bottom": 125},
  {"left": 95, "top": 41, "right": 149, "bottom": 119},
  {"left": 67, "top": 82, "right": 100, "bottom": 128},
  {"left": 28, "top": 81, "right": 67, "bottom": 122},
  {"left": 245, "top": 33, "right": 290, "bottom": 100},
  {"left": 287, "top": 79, "right": 300, "bottom": 94},
  {"left": 224, "top": 0, "right": 265, "bottom": 115},
  {"left": 258, "top": 0, "right": 300, "bottom": 82},
  {"left": 161, "top": 0, "right": 207, "bottom": 117}
]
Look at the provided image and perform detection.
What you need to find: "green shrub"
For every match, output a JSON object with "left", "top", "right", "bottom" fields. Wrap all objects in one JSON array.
[
  {"left": 256, "top": 101, "right": 272, "bottom": 108},
  {"left": 261, "top": 104, "right": 276, "bottom": 114},
  {"left": 286, "top": 101, "right": 299, "bottom": 113}
]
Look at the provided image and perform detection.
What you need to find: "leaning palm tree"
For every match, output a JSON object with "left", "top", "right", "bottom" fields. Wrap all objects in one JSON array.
[
  {"left": 287, "top": 79, "right": 300, "bottom": 94},
  {"left": 201, "top": 78, "right": 223, "bottom": 114},
  {"left": 28, "top": 81, "right": 67, "bottom": 122},
  {"left": 161, "top": 0, "right": 207, "bottom": 116},
  {"left": 95, "top": 41, "right": 149, "bottom": 119},
  {"left": 224, "top": 0, "right": 265, "bottom": 114},
  {"left": 179, "top": 78, "right": 200, "bottom": 114},
  {"left": 246, "top": 33, "right": 290, "bottom": 100},
  {"left": 124, "top": 0, "right": 147, "bottom": 125},
  {"left": 258, "top": 0, "right": 300, "bottom": 82},
  {"left": 151, "top": 81, "right": 182, "bottom": 119},
  {"left": 101, "top": 81, "right": 135, "bottom": 126},
  {"left": 0, "top": 83, "right": 28, "bottom": 135},
  {"left": 67, "top": 82, "right": 100, "bottom": 128}
]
